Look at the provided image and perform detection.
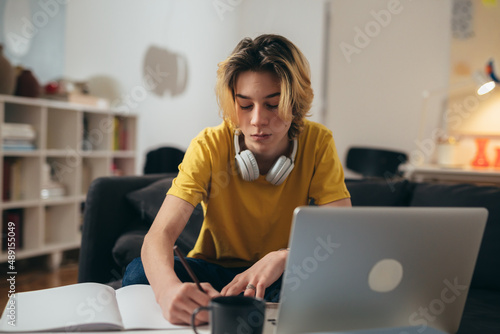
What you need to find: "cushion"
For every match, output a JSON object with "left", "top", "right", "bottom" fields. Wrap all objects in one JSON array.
[
  {"left": 345, "top": 179, "right": 412, "bottom": 207},
  {"left": 112, "top": 229, "right": 148, "bottom": 269},
  {"left": 125, "top": 177, "right": 204, "bottom": 257},
  {"left": 410, "top": 183, "right": 500, "bottom": 291},
  {"left": 126, "top": 178, "right": 173, "bottom": 225}
]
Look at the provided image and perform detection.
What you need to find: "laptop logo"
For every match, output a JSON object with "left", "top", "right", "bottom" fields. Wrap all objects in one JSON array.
[{"left": 368, "top": 258, "right": 404, "bottom": 293}]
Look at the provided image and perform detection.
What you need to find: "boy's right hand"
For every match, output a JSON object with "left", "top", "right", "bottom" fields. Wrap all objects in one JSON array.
[{"left": 158, "top": 282, "right": 220, "bottom": 326}]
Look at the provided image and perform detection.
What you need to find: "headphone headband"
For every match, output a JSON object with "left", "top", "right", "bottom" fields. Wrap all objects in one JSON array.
[{"left": 234, "top": 130, "right": 242, "bottom": 154}]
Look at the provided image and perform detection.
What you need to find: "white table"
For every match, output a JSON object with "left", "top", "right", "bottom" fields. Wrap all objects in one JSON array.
[
  {"left": 67, "top": 304, "right": 279, "bottom": 334},
  {"left": 404, "top": 164, "right": 500, "bottom": 185}
]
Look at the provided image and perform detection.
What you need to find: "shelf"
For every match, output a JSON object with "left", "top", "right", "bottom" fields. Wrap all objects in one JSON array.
[
  {"left": 41, "top": 195, "right": 86, "bottom": 206},
  {"left": 78, "top": 150, "right": 110, "bottom": 158},
  {"left": 2, "top": 150, "right": 41, "bottom": 157},
  {"left": 45, "top": 149, "right": 73, "bottom": 157},
  {"left": 0, "top": 95, "right": 137, "bottom": 265},
  {"left": 0, "top": 240, "right": 81, "bottom": 262},
  {"left": 111, "top": 150, "right": 136, "bottom": 158},
  {"left": 1, "top": 199, "right": 41, "bottom": 209}
]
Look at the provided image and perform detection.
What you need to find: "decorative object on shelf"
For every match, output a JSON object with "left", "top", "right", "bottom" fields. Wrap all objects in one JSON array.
[
  {"left": 436, "top": 136, "right": 461, "bottom": 167},
  {"left": 0, "top": 45, "right": 16, "bottom": 95},
  {"left": 15, "top": 69, "right": 41, "bottom": 98},
  {"left": 495, "top": 147, "right": 500, "bottom": 169},
  {"left": 44, "top": 81, "right": 60, "bottom": 95},
  {"left": 471, "top": 137, "right": 490, "bottom": 168},
  {"left": 40, "top": 163, "right": 66, "bottom": 199},
  {"left": 42, "top": 78, "right": 109, "bottom": 108},
  {"left": 111, "top": 162, "right": 124, "bottom": 176}
]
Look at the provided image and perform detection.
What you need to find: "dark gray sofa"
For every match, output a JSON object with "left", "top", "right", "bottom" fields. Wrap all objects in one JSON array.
[{"left": 78, "top": 174, "right": 500, "bottom": 333}]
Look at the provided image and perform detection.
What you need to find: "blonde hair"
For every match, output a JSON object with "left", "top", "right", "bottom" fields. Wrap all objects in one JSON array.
[{"left": 215, "top": 34, "right": 313, "bottom": 139}]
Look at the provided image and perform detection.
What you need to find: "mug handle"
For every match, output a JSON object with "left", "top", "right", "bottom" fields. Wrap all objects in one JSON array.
[{"left": 191, "top": 306, "right": 210, "bottom": 334}]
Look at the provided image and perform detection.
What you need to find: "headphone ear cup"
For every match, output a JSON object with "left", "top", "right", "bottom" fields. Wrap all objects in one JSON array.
[
  {"left": 274, "top": 161, "right": 294, "bottom": 185},
  {"left": 266, "top": 156, "right": 293, "bottom": 185},
  {"left": 235, "top": 154, "right": 251, "bottom": 181},
  {"left": 237, "top": 150, "right": 259, "bottom": 181}
]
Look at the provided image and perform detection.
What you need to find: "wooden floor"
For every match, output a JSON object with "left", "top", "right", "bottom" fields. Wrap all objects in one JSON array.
[{"left": 0, "top": 250, "right": 79, "bottom": 309}]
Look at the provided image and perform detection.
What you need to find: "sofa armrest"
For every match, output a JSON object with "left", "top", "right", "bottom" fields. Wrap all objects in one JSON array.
[{"left": 78, "top": 173, "right": 175, "bottom": 284}]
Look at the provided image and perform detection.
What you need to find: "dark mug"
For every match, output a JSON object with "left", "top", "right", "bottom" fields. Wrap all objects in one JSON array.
[{"left": 191, "top": 296, "right": 266, "bottom": 334}]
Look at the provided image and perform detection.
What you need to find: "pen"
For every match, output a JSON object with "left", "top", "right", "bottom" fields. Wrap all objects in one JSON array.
[{"left": 173, "top": 245, "right": 206, "bottom": 293}]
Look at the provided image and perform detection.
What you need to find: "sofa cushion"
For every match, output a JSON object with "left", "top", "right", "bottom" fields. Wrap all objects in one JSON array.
[
  {"left": 345, "top": 179, "right": 413, "bottom": 206},
  {"left": 125, "top": 177, "right": 204, "bottom": 256},
  {"left": 410, "top": 183, "right": 500, "bottom": 291},
  {"left": 126, "top": 178, "right": 173, "bottom": 225},
  {"left": 112, "top": 229, "right": 148, "bottom": 269}
]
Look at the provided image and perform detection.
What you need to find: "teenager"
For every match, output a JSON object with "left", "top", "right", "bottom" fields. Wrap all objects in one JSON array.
[{"left": 123, "top": 34, "right": 351, "bottom": 325}]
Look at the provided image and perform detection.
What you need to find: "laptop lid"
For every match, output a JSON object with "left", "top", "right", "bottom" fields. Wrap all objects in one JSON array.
[{"left": 275, "top": 207, "right": 487, "bottom": 334}]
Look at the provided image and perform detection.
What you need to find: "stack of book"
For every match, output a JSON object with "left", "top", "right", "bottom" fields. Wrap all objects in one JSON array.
[{"left": 2, "top": 123, "right": 36, "bottom": 151}]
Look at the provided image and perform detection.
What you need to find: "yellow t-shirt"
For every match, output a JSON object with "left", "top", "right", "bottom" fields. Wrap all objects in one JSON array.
[{"left": 167, "top": 119, "right": 350, "bottom": 267}]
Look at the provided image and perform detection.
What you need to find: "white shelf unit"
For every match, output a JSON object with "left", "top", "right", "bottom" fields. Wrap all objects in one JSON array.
[{"left": 0, "top": 94, "right": 138, "bottom": 265}]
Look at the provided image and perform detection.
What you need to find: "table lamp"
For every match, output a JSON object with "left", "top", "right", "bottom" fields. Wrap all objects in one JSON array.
[
  {"left": 473, "top": 70, "right": 495, "bottom": 96},
  {"left": 418, "top": 61, "right": 498, "bottom": 167}
]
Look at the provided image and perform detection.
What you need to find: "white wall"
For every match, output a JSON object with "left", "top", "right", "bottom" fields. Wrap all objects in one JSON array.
[
  {"left": 326, "top": 0, "right": 452, "bottom": 177},
  {"left": 238, "top": 0, "right": 328, "bottom": 123},
  {"left": 65, "top": 0, "right": 327, "bottom": 173}
]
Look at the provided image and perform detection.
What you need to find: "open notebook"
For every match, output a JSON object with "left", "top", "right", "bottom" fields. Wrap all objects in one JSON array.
[{"left": 0, "top": 283, "right": 186, "bottom": 332}]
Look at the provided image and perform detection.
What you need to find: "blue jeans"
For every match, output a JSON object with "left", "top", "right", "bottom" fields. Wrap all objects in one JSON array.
[{"left": 122, "top": 257, "right": 282, "bottom": 302}]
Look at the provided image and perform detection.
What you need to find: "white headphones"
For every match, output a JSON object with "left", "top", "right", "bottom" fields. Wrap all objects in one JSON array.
[{"left": 234, "top": 131, "right": 297, "bottom": 185}]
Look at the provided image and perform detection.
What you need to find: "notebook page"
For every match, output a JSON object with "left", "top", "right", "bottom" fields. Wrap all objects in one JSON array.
[
  {"left": 115, "top": 284, "right": 186, "bottom": 330},
  {"left": 0, "top": 282, "right": 123, "bottom": 332}
]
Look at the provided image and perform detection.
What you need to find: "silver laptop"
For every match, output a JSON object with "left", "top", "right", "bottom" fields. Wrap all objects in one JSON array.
[{"left": 274, "top": 207, "right": 487, "bottom": 334}]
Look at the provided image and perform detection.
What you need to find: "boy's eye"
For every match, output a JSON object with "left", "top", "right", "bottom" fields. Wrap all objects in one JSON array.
[
  {"left": 267, "top": 104, "right": 279, "bottom": 109},
  {"left": 240, "top": 105, "right": 253, "bottom": 110}
]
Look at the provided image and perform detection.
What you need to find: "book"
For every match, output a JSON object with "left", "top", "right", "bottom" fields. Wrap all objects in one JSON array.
[
  {"left": 0, "top": 283, "right": 187, "bottom": 332},
  {"left": 2, "top": 140, "right": 36, "bottom": 151},
  {"left": 2, "top": 158, "right": 12, "bottom": 201},
  {"left": 2, "top": 158, "right": 24, "bottom": 201},
  {"left": 1, "top": 209, "right": 23, "bottom": 251},
  {"left": 2, "top": 123, "right": 36, "bottom": 140},
  {"left": 10, "top": 159, "right": 23, "bottom": 201}
]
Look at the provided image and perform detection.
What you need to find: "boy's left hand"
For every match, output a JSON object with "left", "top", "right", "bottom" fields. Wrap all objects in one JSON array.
[{"left": 220, "top": 250, "right": 287, "bottom": 299}]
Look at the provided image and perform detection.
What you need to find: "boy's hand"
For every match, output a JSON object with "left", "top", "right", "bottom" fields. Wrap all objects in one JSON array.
[
  {"left": 159, "top": 282, "right": 220, "bottom": 325},
  {"left": 220, "top": 250, "right": 287, "bottom": 299}
]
